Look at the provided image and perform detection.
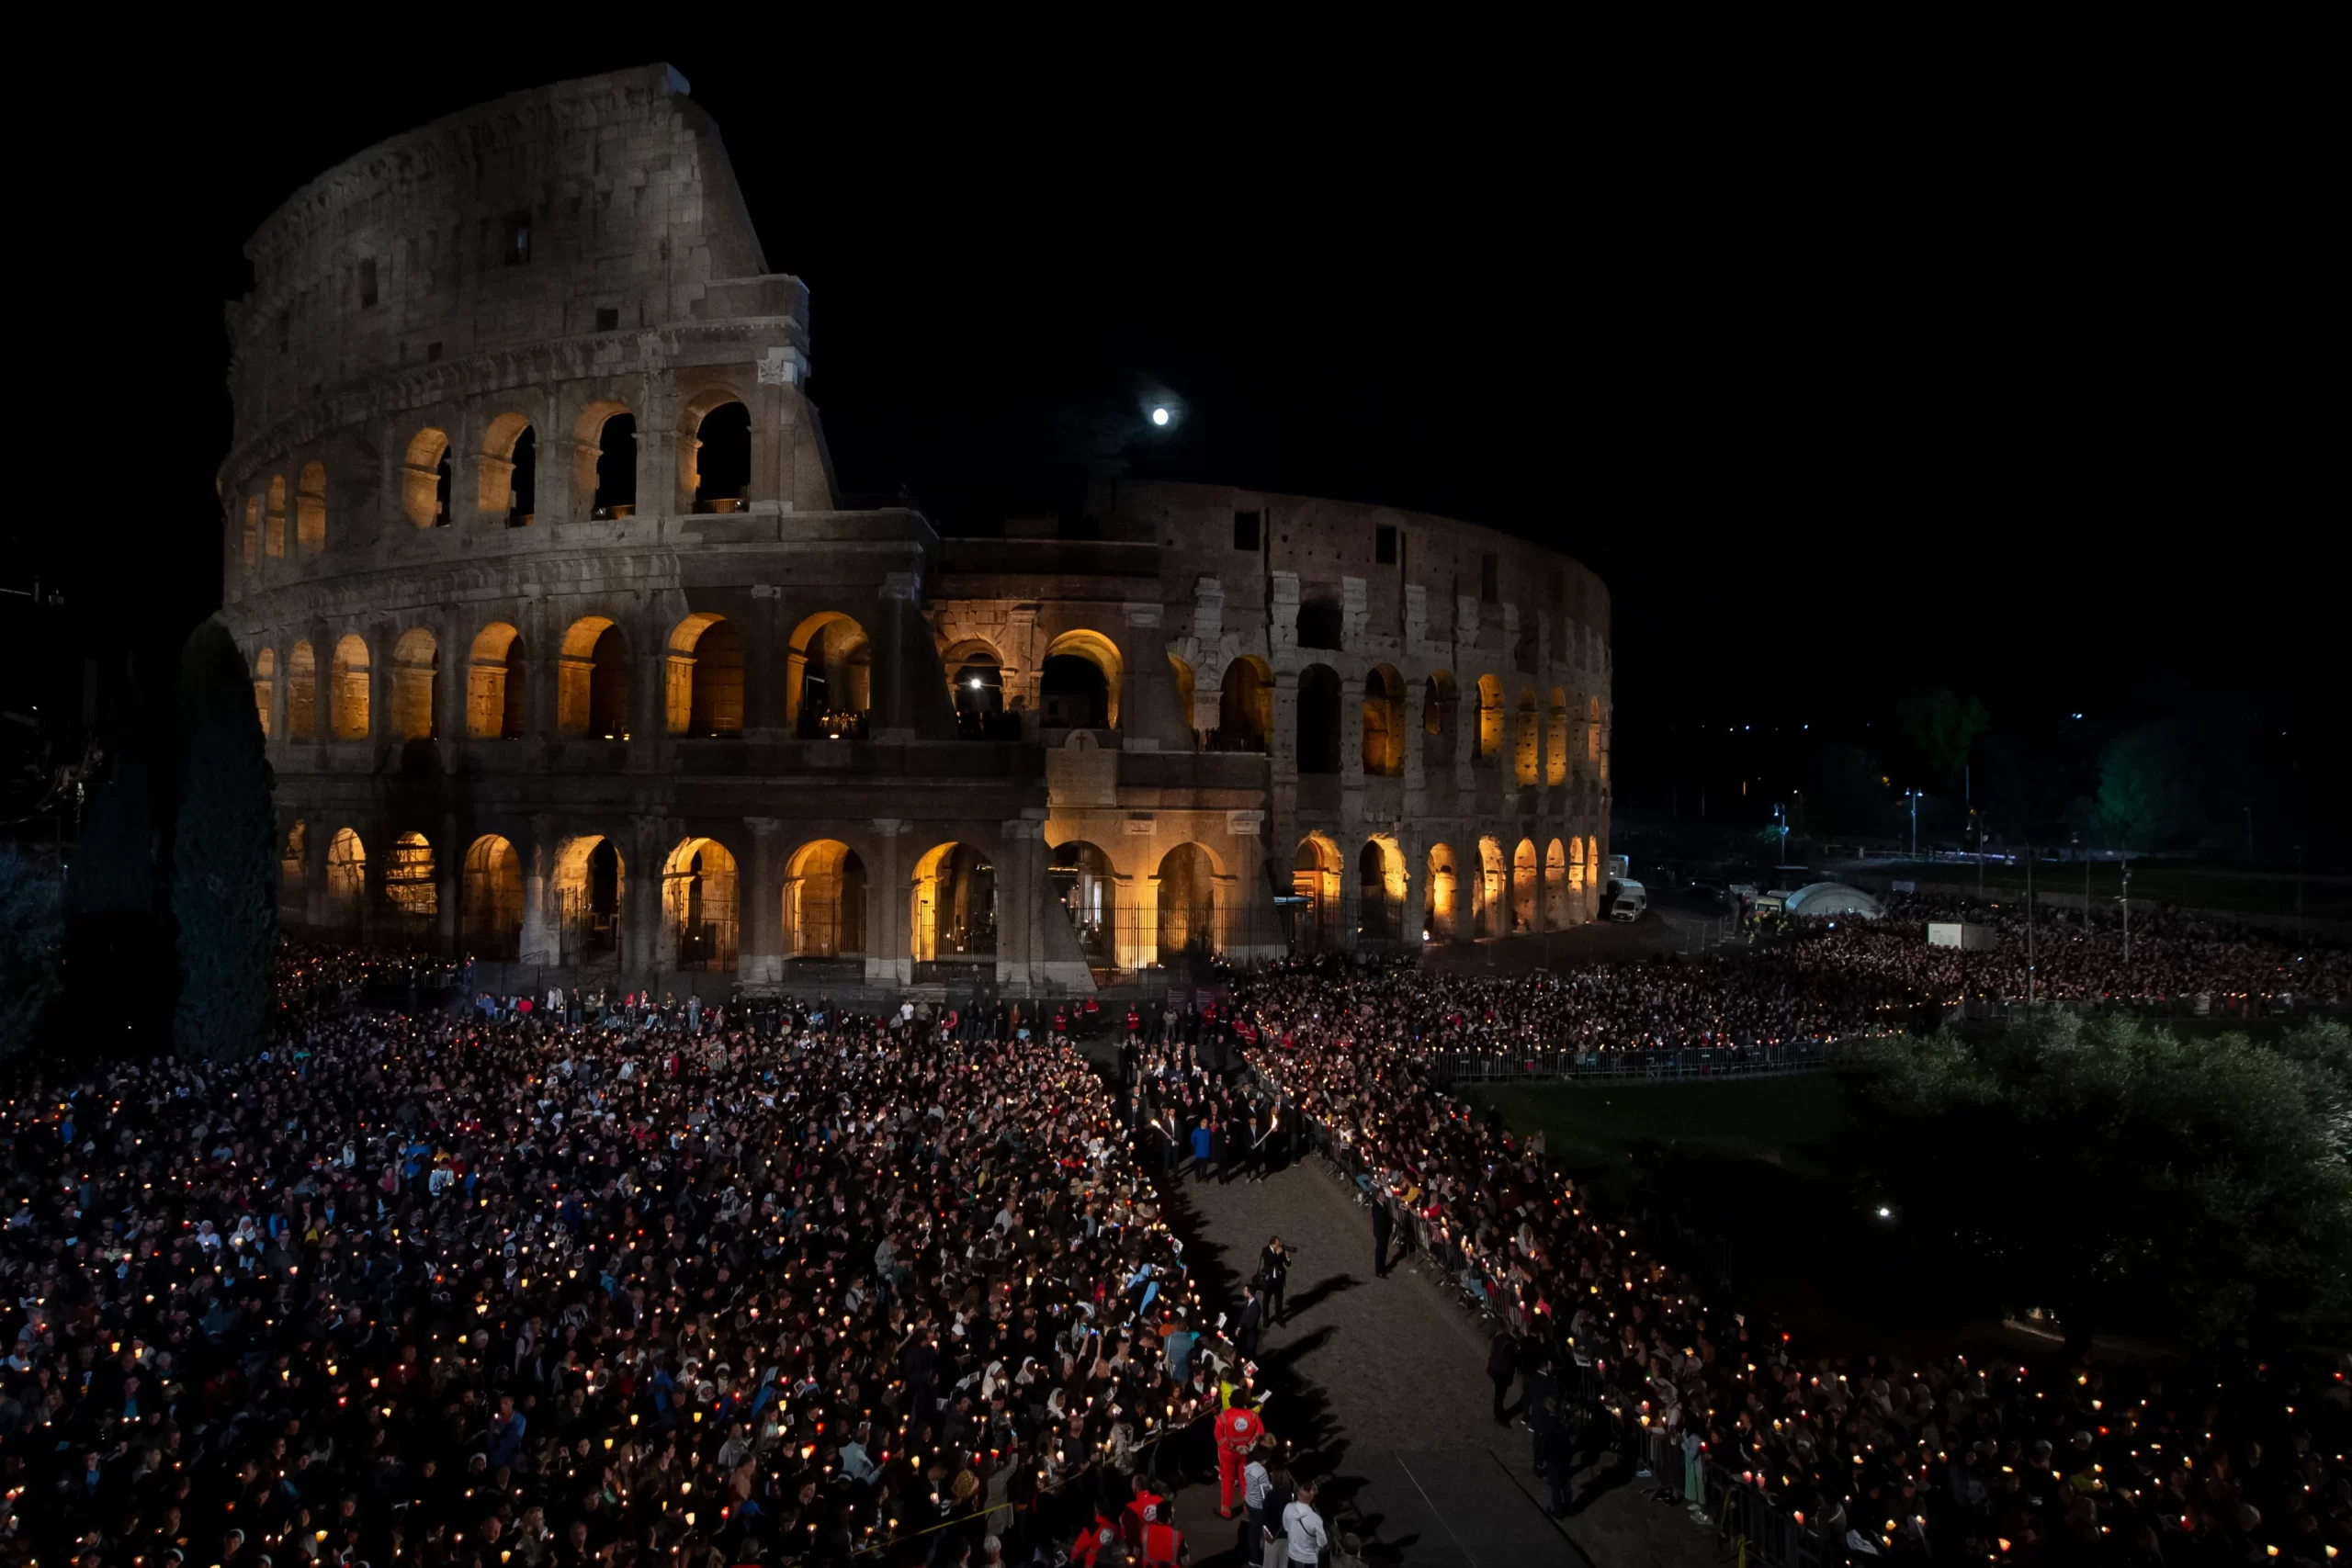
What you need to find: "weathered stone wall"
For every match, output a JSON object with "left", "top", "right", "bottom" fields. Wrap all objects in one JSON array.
[{"left": 215, "top": 67, "right": 1611, "bottom": 997}]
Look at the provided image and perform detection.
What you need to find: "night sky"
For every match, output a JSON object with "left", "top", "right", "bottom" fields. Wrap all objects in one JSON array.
[{"left": 15, "top": 50, "right": 2337, "bottom": 835}]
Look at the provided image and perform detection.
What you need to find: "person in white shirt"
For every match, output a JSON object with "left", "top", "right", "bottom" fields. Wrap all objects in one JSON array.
[{"left": 1282, "top": 1481, "right": 1329, "bottom": 1566}]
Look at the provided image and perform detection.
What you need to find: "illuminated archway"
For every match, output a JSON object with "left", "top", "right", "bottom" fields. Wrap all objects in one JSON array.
[
  {"left": 1512, "top": 839, "right": 1538, "bottom": 933},
  {"left": 684, "top": 397, "right": 751, "bottom": 512},
  {"left": 1041, "top": 628, "right": 1123, "bottom": 729},
  {"left": 390, "top": 628, "right": 437, "bottom": 741},
  {"left": 460, "top": 836, "right": 523, "bottom": 960},
  {"left": 784, "top": 839, "right": 866, "bottom": 958},
  {"left": 1476, "top": 674, "right": 1503, "bottom": 761},
  {"left": 1357, "top": 835, "right": 1405, "bottom": 944},
  {"left": 1545, "top": 688, "right": 1569, "bottom": 786},
  {"left": 468, "top": 623, "right": 526, "bottom": 739},
  {"left": 1216, "top": 656, "right": 1272, "bottom": 751},
  {"left": 383, "top": 830, "right": 438, "bottom": 944},
  {"left": 554, "top": 836, "right": 625, "bottom": 964},
  {"left": 558, "top": 617, "right": 629, "bottom": 739},
  {"left": 329, "top": 635, "right": 371, "bottom": 739},
  {"left": 296, "top": 462, "right": 326, "bottom": 555},
  {"left": 1049, "top": 840, "right": 1117, "bottom": 966},
  {"left": 1156, "top": 842, "right": 1219, "bottom": 965},
  {"left": 786, "top": 611, "right": 872, "bottom": 736},
  {"left": 665, "top": 614, "right": 744, "bottom": 737},
  {"left": 1569, "top": 833, "right": 1587, "bottom": 896},
  {"left": 324, "top": 828, "right": 367, "bottom": 934},
  {"left": 1291, "top": 834, "right": 1342, "bottom": 953},
  {"left": 1424, "top": 843, "right": 1458, "bottom": 942},
  {"left": 1423, "top": 671, "right": 1457, "bottom": 750},
  {"left": 1474, "top": 836, "right": 1506, "bottom": 939},
  {"left": 480, "top": 412, "right": 537, "bottom": 525},
  {"left": 912, "top": 842, "right": 997, "bottom": 963},
  {"left": 1362, "top": 667, "right": 1405, "bottom": 777},
  {"left": 402, "top": 428, "right": 450, "bottom": 527},
  {"left": 662, "top": 837, "right": 739, "bottom": 971}
]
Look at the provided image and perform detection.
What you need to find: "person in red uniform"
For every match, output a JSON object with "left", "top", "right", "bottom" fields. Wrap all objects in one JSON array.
[
  {"left": 1070, "top": 1499, "right": 1120, "bottom": 1567},
  {"left": 1139, "top": 1512, "right": 1185, "bottom": 1564},
  {"left": 1121, "top": 1474, "right": 1166, "bottom": 1551},
  {"left": 1216, "top": 1399, "right": 1267, "bottom": 1517}
]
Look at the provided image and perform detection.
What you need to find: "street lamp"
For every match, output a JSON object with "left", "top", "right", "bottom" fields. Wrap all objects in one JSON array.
[{"left": 1902, "top": 789, "right": 1923, "bottom": 860}]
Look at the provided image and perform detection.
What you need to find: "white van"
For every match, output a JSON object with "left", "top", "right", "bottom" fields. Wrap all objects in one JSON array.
[{"left": 1608, "top": 879, "right": 1647, "bottom": 921}]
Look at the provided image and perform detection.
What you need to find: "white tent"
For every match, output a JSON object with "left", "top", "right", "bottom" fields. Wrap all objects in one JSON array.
[{"left": 1782, "top": 882, "right": 1883, "bottom": 919}]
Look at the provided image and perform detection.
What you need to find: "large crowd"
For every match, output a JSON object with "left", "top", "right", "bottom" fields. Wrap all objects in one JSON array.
[
  {"left": 5, "top": 891, "right": 2345, "bottom": 1568},
  {"left": 1227, "top": 958, "right": 2352, "bottom": 1566},
  {"left": 0, "top": 995, "right": 1278, "bottom": 1568}
]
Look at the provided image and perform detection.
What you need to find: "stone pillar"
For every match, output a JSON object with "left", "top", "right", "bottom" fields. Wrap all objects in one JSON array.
[
  {"left": 741, "top": 818, "right": 784, "bottom": 989},
  {"left": 623, "top": 815, "right": 666, "bottom": 983},
  {"left": 304, "top": 816, "right": 330, "bottom": 932},
  {"left": 519, "top": 815, "right": 557, "bottom": 967},
  {"left": 866, "top": 818, "right": 908, "bottom": 987},
  {"left": 436, "top": 811, "right": 461, "bottom": 957},
  {"left": 874, "top": 571, "right": 922, "bottom": 742},
  {"left": 1452, "top": 846, "right": 1476, "bottom": 944},
  {"left": 997, "top": 816, "right": 1042, "bottom": 990}
]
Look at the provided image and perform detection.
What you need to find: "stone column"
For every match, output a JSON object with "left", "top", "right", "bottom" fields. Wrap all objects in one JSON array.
[
  {"left": 623, "top": 815, "right": 666, "bottom": 983},
  {"left": 304, "top": 816, "right": 330, "bottom": 933},
  {"left": 867, "top": 818, "right": 908, "bottom": 987},
  {"left": 519, "top": 814, "right": 557, "bottom": 967},
  {"left": 997, "top": 816, "right": 1042, "bottom": 990},
  {"left": 741, "top": 818, "right": 784, "bottom": 989},
  {"left": 436, "top": 811, "right": 461, "bottom": 957}
]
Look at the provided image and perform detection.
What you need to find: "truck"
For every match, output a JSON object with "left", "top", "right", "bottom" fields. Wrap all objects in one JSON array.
[{"left": 1606, "top": 878, "right": 1647, "bottom": 921}]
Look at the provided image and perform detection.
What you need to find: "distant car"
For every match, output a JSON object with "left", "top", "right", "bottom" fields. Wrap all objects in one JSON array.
[{"left": 1686, "top": 881, "right": 1727, "bottom": 904}]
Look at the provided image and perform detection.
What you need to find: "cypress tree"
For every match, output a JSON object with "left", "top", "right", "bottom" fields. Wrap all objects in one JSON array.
[{"left": 172, "top": 618, "right": 277, "bottom": 1059}]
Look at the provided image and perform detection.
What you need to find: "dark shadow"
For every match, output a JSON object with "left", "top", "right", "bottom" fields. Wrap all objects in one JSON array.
[{"left": 1283, "top": 1272, "right": 1360, "bottom": 1317}]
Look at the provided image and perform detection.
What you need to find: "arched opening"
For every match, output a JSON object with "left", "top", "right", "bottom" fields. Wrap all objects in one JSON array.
[
  {"left": 1048, "top": 840, "right": 1117, "bottom": 966},
  {"left": 945, "top": 641, "right": 1011, "bottom": 739},
  {"left": 264, "top": 479, "right": 287, "bottom": 558},
  {"left": 1424, "top": 671, "right": 1457, "bottom": 748},
  {"left": 402, "top": 428, "right": 450, "bottom": 527},
  {"left": 662, "top": 838, "right": 739, "bottom": 971},
  {"left": 1361, "top": 666, "right": 1405, "bottom": 777},
  {"left": 785, "top": 840, "right": 866, "bottom": 958},
  {"left": 786, "top": 612, "right": 873, "bottom": 738},
  {"left": 1040, "top": 629, "right": 1123, "bottom": 729},
  {"left": 1476, "top": 674, "right": 1504, "bottom": 761},
  {"left": 1295, "top": 595, "right": 1343, "bottom": 650},
  {"left": 1424, "top": 843, "right": 1458, "bottom": 942},
  {"left": 481, "top": 413, "right": 537, "bottom": 526},
  {"left": 593, "top": 412, "right": 638, "bottom": 518},
  {"left": 665, "top": 615, "right": 744, "bottom": 738},
  {"left": 242, "top": 496, "right": 260, "bottom": 571},
  {"left": 1156, "top": 842, "right": 1219, "bottom": 966},
  {"left": 468, "top": 623, "right": 527, "bottom": 739},
  {"left": 558, "top": 617, "right": 630, "bottom": 739},
  {"left": 390, "top": 628, "right": 437, "bottom": 741},
  {"left": 554, "top": 836, "right": 624, "bottom": 964},
  {"left": 296, "top": 463, "right": 327, "bottom": 556},
  {"left": 1475, "top": 837, "right": 1507, "bottom": 940},
  {"left": 1514, "top": 690, "right": 1540, "bottom": 786},
  {"left": 1357, "top": 837, "right": 1405, "bottom": 944},
  {"left": 324, "top": 827, "right": 367, "bottom": 935},
  {"left": 1290, "top": 834, "right": 1341, "bottom": 953},
  {"left": 1214, "top": 656, "right": 1272, "bottom": 752},
  {"left": 382, "top": 831, "right": 438, "bottom": 944},
  {"left": 460, "top": 836, "right": 523, "bottom": 961},
  {"left": 1295, "top": 664, "right": 1342, "bottom": 774},
  {"left": 287, "top": 640, "right": 316, "bottom": 739},
  {"left": 329, "top": 635, "right": 371, "bottom": 739},
  {"left": 1546, "top": 688, "right": 1569, "bottom": 786},
  {"left": 1512, "top": 839, "right": 1538, "bottom": 932},
  {"left": 1587, "top": 835, "right": 1601, "bottom": 912},
  {"left": 279, "top": 822, "right": 308, "bottom": 925},
  {"left": 1569, "top": 834, "right": 1587, "bottom": 896},
  {"left": 253, "top": 649, "right": 274, "bottom": 739},
  {"left": 689, "top": 400, "right": 751, "bottom": 512},
  {"left": 1591, "top": 698, "right": 1609, "bottom": 783},
  {"left": 1544, "top": 839, "right": 1569, "bottom": 927},
  {"left": 912, "top": 842, "right": 997, "bottom": 963}
]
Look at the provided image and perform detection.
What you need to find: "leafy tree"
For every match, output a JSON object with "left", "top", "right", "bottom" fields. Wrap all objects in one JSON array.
[
  {"left": 2094, "top": 719, "right": 2204, "bottom": 850},
  {"left": 0, "top": 847, "right": 62, "bottom": 1054},
  {"left": 1894, "top": 685, "right": 1991, "bottom": 786},
  {"left": 1852, "top": 1015, "right": 2352, "bottom": 1354},
  {"left": 171, "top": 619, "right": 277, "bottom": 1060}
]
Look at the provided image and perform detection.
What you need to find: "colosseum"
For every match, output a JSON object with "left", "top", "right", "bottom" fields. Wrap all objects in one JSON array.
[{"left": 220, "top": 64, "right": 1612, "bottom": 999}]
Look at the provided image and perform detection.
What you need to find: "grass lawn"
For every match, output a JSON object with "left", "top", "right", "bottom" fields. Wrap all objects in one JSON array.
[{"left": 1469, "top": 1073, "right": 1994, "bottom": 1353}]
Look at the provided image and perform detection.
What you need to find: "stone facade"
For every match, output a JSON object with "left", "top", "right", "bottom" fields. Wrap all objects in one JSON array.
[{"left": 217, "top": 65, "right": 1611, "bottom": 997}]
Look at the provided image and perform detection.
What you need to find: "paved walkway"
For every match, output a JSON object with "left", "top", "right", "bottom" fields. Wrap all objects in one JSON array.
[{"left": 1151, "top": 1156, "right": 1721, "bottom": 1568}]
